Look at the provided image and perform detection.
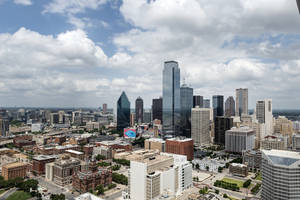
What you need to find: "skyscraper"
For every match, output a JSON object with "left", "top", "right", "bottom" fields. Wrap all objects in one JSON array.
[
  {"left": 163, "top": 61, "right": 181, "bottom": 136},
  {"left": 102, "top": 103, "right": 107, "bottom": 113},
  {"left": 0, "top": 118, "right": 9, "bottom": 137},
  {"left": 193, "top": 95, "right": 203, "bottom": 108},
  {"left": 180, "top": 85, "right": 193, "bottom": 137},
  {"left": 135, "top": 97, "right": 144, "bottom": 124},
  {"left": 212, "top": 95, "right": 224, "bottom": 118},
  {"left": 256, "top": 99, "right": 273, "bottom": 136},
  {"left": 225, "top": 96, "right": 235, "bottom": 117},
  {"left": 235, "top": 88, "right": 248, "bottom": 117},
  {"left": 191, "top": 107, "right": 211, "bottom": 146},
  {"left": 214, "top": 116, "right": 233, "bottom": 145},
  {"left": 152, "top": 97, "right": 162, "bottom": 123},
  {"left": 117, "top": 91, "right": 130, "bottom": 131},
  {"left": 203, "top": 99, "right": 210, "bottom": 108}
]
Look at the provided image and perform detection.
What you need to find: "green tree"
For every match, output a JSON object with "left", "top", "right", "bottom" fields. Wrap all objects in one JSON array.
[
  {"left": 215, "top": 189, "right": 219, "bottom": 194},
  {"left": 50, "top": 194, "right": 65, "bottom": 200},
  {"left": 96, "top": 184, "right": 104, "bottom": 195}
]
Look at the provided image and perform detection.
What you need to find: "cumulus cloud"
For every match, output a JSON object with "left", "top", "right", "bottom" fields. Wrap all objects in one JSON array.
[{"left": 14, "top": 0, "right": 32, "bottom": 6}]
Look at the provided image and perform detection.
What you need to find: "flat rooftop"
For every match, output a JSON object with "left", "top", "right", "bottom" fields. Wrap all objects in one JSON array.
[
  {"left": 33, "top": 155, "right": 57, "bottom": 161},
  {"left": 66, "top": 149, "right": 83, "bottom": 155},
  {"left": 166, "top": 137, "right": 192, "bottom": 142},
  {"left": 146, "top": 138, "right": 165, "bottom": 143},
  {"left": 3, "top": 162, "right": 27, "bottom": 168}
]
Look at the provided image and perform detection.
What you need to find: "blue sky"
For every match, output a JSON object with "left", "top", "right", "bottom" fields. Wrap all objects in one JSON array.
[{"left": 0, "top": 0, "right": 300, "bottom": 109}]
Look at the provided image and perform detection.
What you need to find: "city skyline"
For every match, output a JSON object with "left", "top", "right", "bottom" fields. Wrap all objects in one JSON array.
[{"left": 0, "top": 1, "right": 300, "bottom": 108}]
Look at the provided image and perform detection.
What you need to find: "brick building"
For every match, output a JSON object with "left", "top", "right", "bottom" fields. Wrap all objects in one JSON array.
[
  {"left": 2, "top": 162, "right": 28, "bottom": 180},
  {"left": 165, "top": 138, "right": 194, "bottom": 160},
  {"left": 13, "top": 134, "right": 36, "bottom": 148},
  {"left": 72, "top": 166, "right": 112, "bottom": 193},
  {"left": 32, "top": 155, "right": 56, "bottom": 175},
  {"left": 95, "top": 140, "right": 132, "bottom": 152}
]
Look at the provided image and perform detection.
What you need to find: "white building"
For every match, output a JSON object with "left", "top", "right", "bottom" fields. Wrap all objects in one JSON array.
[
  {"left": 31, "top": 123, "right": 43, "bottom": 133},
  {"left": 75, "top": 193, "right": 104, "bottom": 200},
  {"left": 256, "top": 99, "right": 273, "bottom": 137},
  {"left": 225, "top": 126, "right": 255, "bottom": 153},
  {"left": 191, "top": 107, "right": 211, "bottom": 146},
  {"left": 129, "top": 153, "right": 192, "bottom": 200}
]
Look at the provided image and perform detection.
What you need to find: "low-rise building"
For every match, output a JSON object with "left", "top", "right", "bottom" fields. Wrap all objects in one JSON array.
[
  {"left": 32, "top": 155, "right": 56, "bottom": 175},
  {"left": 229, "top": 163, "right": 248, "bottom": 177},
  {"left": 66, "top": 149, "right": 85, "bottom": 160},
  {"left": 144, "top": 138, "right": 165, "bottom": 152},
  {"left": 93, "top": 146, "right": 112, "bottom": 160},
  {"left": 242, "top": 150, "right": 262, "bottom": 169},
  {"left": 261, "top": 135, "right": 288, "bottom": 150},
  {"left": 2, "top": 162, "right": 28, "bottom": 180}
]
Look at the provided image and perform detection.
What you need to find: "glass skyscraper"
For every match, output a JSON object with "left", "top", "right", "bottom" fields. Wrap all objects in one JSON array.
[
  {"left": 152, "top": 97, "right": 163, "bottom": 122},
  {"left": 180, "top": 85, "right": 193, "bottom": 137},
  {"left": 117, "top": 91, "right": 130, "bottom": 131},
  {"left": 212, "top": 95, "right": 224, "bottom": 118},
  {"left": 163, "top": 61, "right": 181, "bottom": 136}
]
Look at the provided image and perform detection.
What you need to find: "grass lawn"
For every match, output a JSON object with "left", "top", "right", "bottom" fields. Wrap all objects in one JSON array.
[
  {"left": 221, "top": 178, "right": 244, "bottom": 188},
  {"left": 6, "top": 191, "right": 32, "bottom": 200},
  {"left": 255, "top": 172, "right": 262, "bottom": 181}
]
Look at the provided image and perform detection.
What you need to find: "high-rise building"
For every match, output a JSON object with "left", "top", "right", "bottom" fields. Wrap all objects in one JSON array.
[
  {"left": 130, "top": 113, "right": 135, "bottom": 127},
  {"left": 191, "top": 107, "right": 211, "bottom": 146},
  {"left": 212, "top": 95, "right": 224, "bottom": 118},
  {"left": 58, "top": 110, "right": 65, "bottom": 124},
  {"left": 143, "top": 110, "right": 152, "bottom": 123},
  {"left": 261, "top": 149, "right": 300, "bottom": 200},
  {"left": 163, "top": 61, "right": 181, "bottom": 136},
  {"left": 180, "top": 85, "right": 193, "bottom": 137},
  {"left": 256, "top": 99, "right": 273, "bottom": 136},
  {"left": 152, "top": 97, "right": 163, "bottom": 123},
  {"left": 235, "top": 88, "right": 248, "bottom": 116},
  {"left": 0, "top": 118, "right": 9, "bottom": 137},
  {"left": 135, "top": 97, "right": 144, "bottom": 124},
  {"left": 117, "top": 91, "right": 130, "bottom": 131},
  {"left": 102, "top": 103, "right": 107, "bottom": 113},
  {"left": 203, "top": 99, "right": 210, "bottom": 108},
  {"left": 225, "top": 126, "right": 255, "bottom": 153},
  {"left": 214, "top": 117, "right": 233, "bottom": 145},
  {"left": 129, "top": 153, "right": 192, "bottom": 200},
  {"left": 225, "top": 96, "right": 235, "bottom": 117},
  {"left": 50, "top": 113, "right": 59, "bottom": 125},
  {"left": 193, "top": 95, "right": 203, "bottom": 108}
]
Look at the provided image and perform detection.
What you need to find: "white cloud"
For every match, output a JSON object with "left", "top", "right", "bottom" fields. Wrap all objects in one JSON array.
[{"left": 14, "top": 0, "right": 32, "bottom": 6}]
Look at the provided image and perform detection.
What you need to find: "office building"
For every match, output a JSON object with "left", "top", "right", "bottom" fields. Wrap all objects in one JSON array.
[
  {"left": 203, "top": 99, "right": 210, "bottom": 108},
  {"left": 102, "top": 103, "right": 107, "bottom": 113},
  {"left": 261, "top": 135, "right": 288, "bottom": 150},
  {"left": 129, "top": 153, "right": 192, "bottom": 200},
  {"left": 143, "top": 110, "right": 152, "bottom": 123},
  {"left": 225, "top": 126, "right": 255, "bottom": 153},
  {"left": 261, "top": 149, "right": 300, "bottom": 200},
  {"left": 117, "top": 91, "right": 130, "bottom": 131},
  {"left": 0, "top": 118, "right": 9, "bottom": 137},
  {"left": 50, "top": 113, "right": 59, "bottom": 124},
  {"left": 162, "top": 61, "right": 181, "bottom": 136},
  {"left": 32, "top": 155, "right": 56, "bottom": 175},
  {"left": 165, "top": 138, "right": 194, "bottom": 160},
  {"left": 214, "top": 117, "right": 233, "bottom": 145},
  {"left": 191, "top": 107, "right": 211, "bottom": 146},
  {"left": 135, "top": 97, "right": 144, "bottom": 124},
  {"left": 144, "top": 138, "right": 165, "bottom": 152},
  {"left": 212, "top": 95, "right": 224, "bottom": 118},
  {"left": 130, "top": 113, "right": 135, "bottom": 127},
  {"left": 292, "top": 134, "right": 300, "bottom": 151},
  {"left": 193, "top": 95, "right": 203, "bottom": 108},
  {"left": 235, "top": 88, "right": 248, "bottom": 116},
  {"left": 2, "top": 162, "right": 28, "bottom": 180},
  {"left": 274, "top": 116, "right": 293, "bottom": 143},
  {"left": 58, "top": 110, "right": 65, "bottom": 124},
  {"left": 229, "top": 163, "right": 248, "bottom": 177},
  {"left": 225, "top": 96, "right": 235, "bottom": 117},
  {"left": 152, "top": 97, "right": 163, "bottom": 122},
  {"left": 180, "top": 84, "right": 193, "bottom": 137},
  {"left": 72, "top": 165, "right": 112, "bottom": 193},
  {"left": 242, "top": 150, "right": 262, "bottom": 169},
  {"left": 256, "top": 99, "right": 273, "bottom": 136}
]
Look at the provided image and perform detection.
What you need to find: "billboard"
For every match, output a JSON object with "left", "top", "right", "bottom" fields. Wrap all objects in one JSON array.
[{"left": 124, "top": 128, "right": 136, "bottom": 138}]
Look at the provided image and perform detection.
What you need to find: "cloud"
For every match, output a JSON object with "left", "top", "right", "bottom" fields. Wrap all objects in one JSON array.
[{"left": 14, "top": 0, "right": 32, "bottom": 6}]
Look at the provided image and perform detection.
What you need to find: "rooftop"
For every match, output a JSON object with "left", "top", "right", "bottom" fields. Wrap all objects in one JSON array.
[
  {"left": 3, "top": 162, "right": 27, "bottom": 168},
  {"left": 146, "top": 138, "right": 165, "bottom": 143},
  {"left": 262, "top": 149, "right": 300, "bottom": 167},
  {"left": 166, "top": 137, "right": 193, "bottom": 142},
  {"left": 66, "top": 149, "right": 84, "bottom": 155},
  {"left": 33, "top": 155, "right": 57, "bottom": 161}
]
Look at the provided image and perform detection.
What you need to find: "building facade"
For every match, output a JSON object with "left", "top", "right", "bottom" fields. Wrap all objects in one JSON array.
[
  {"left": 193, "top": 95, "right": 203, "bottom": 108},
  {"left": 117, "top": 91, "right": 130, "bottom": 131},
  {"left": 165, "top": 138, "right": 194, "bottom": 160},
  {"left": 235, "top": 88, "right": 248, "bottom": 117},
  {"left": 162, "top": 61, "right": 181, "bottom": 136},
  {"left": 135, "top": 97, "right": 144, "bottom": 124},
  {"left": 2, "top": 162, "right": 28, "bottom": 180},
  {"left": 261, "top": 149, "right": 300, "bottom": 200},
  {"left": 225, "top": 126, "right": 255, "bottom": 153},
  {"left": 0, "top": 118, "right": 9, "bottom": 137},
  {"left": 180, "top": 85, "right": 193, "bottom": 137},
  {"left": 203, "top": 99, "right": 210, "bottom": 108},
  {"left": 256, "top": 99, "right": 273, "bottom": 137},
  {"left": 152, "top": 97, "right": 163, "bottom": 123},
  {"left": 214, "top": 117, "right": 233, "bottom": 145},
  {"left": 212, "top": 95, "right": 224, "bottom": 118},
  {"left": 225, "top": 96, "right": 235, "bottom": 117},
  {"left": 191, "top": 107, "right": 211, "bottom": 146},
  {"left": 32, "top": 155, "right": 56, "bottom": 175}
]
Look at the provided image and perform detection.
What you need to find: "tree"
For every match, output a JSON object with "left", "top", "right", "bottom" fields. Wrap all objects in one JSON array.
[
  {"left": 218, "top": 166, "right": 223, "bottom": 173},
  {"left": 19, "top": 179, "right": 38, "bottom": 192},
  {"left": 95, "top": 154, "right": 106, "bottom": 161},
  {"left": 243, "top": 179, "right": 252, "bottom": 188},
  {"left": 96, "top": 184, "right": 105, "bottom": 195},
  {"left": 50, "top": 194, "right": 65, "bottom": 200},
  {"left": 215, "top": 189, "right": 219, "bottom": 194},
  {"left": 199, "top": 187, "right": 208, "bottom": 195},
  {"left": 112, "top": 173, "right": 128, "bottom": 185},
  {"left": 223, "top": 194, "right": 228, "bottom": 198},
  {"left": 206, "top": 166, "right": 209, "bottom": 171},
  {"left": 112, "top": 165, "right": 121, "bottom": 171},
  {"left": 195, "top": 163, "right": 200, "bottom": 169}
]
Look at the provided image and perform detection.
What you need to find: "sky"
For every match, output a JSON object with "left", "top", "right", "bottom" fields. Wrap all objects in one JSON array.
[{"left": 0, "top": 0, "right": 300, "bottom": 109}]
